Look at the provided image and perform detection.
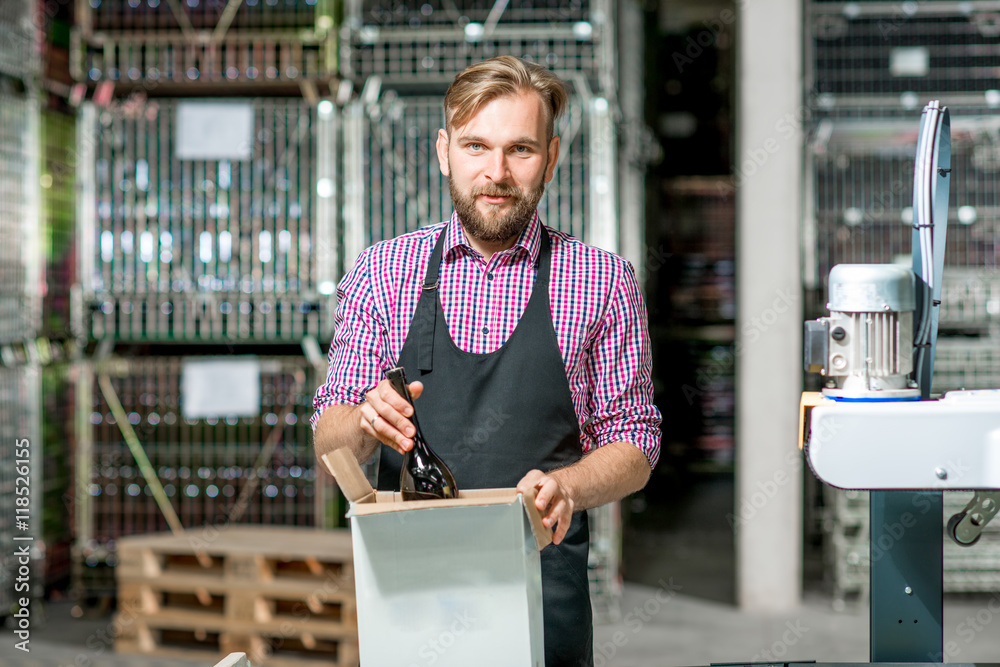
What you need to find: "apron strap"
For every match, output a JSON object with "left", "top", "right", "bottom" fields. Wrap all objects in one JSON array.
[{"left": 416, "top": 228, "right": 448, "bottom": 373}]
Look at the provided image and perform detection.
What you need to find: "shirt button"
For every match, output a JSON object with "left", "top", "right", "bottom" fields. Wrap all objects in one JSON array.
[
  {"left": 486, "top": 272, "right": 494, "bottom": 281},
  {"left": 482, "top": 326, "right": 489, "bottom": 335}
]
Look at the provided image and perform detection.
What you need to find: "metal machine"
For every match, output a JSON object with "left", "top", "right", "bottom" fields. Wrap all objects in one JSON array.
[{"left": 802, "top": 101, "right": 1000, "bottom": 662}]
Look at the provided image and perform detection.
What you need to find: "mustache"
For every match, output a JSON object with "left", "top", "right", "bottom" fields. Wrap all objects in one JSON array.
[{"left": 471, "top": 184, "right": 521, "bottom": 199}]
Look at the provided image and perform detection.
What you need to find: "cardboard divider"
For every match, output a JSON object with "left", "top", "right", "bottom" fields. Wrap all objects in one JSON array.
[{"left": 321, "top": 448, "right": 553, "bottom": 550}]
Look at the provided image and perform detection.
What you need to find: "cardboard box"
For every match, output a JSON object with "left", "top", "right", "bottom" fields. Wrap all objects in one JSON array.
[{"left": 323, "top": 448, "right": 551, "bottom": 667}]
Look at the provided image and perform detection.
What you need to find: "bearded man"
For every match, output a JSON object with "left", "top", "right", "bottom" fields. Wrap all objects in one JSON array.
[{"left": 313, "top": 55, "right": 661, "bottom": 667}]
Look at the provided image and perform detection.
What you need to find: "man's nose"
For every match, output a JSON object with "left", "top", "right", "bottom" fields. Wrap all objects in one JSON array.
[{"left": 484, "top": 149, "right": 509, "bottom": 182}]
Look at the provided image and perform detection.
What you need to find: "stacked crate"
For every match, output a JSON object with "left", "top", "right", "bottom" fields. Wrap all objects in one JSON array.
[
  {"left": 69, "top": 4, "right": 345, "bottom": 639},
  {"left": 804, "top": 1, "right": 1000, "bottom": 600},
  {"left": 338, "top": 0, "right": 637, "bottom": 620},
  {"left": 113, "top": 526, "right": 357, "bottom": 665},
  {"left": 76, "top": 97, "right": 338, "bottom": 342},
  {"left": 73, "top": 355, "right": 337, "bottom": 599},
  {"left": 72, "top": 1, "right": 337, "bottom": 87},
  {"left": 339, "top": 0, "right": 614, "bottom": 88}
]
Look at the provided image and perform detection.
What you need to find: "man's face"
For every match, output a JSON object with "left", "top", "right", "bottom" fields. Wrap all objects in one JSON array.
[{"left": 436, "top": 91, "right": 560, "bottom": 245}]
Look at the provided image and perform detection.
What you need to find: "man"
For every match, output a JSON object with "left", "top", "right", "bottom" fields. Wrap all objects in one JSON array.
[{"left": 313, "top": 55, "right": 661, "bottom": 666}]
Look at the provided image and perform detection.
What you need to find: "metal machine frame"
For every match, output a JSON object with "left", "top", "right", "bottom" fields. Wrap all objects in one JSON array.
[{"left": 803, "top": 101, "right": 1000, "bottom": 662}]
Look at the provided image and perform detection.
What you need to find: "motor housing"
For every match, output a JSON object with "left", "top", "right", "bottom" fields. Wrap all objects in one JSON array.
[{"left": 804, "top": 264, "right": 920, "bottom": 400}]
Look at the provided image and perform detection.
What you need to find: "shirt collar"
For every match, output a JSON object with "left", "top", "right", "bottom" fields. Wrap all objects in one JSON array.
[{"left": 444, "top": 210, "right": 542, "bottom": 265}]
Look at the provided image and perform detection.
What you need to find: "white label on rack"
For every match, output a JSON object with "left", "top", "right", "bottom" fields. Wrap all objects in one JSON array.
[
  {"left": 176, "top": 101, "right": 254, "bottom": 161},
  {"left": 181, "top": 357, "right": 261, "bottom": 419}
]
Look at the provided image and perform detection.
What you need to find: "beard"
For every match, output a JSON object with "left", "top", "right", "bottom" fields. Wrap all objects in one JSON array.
[{"left": 449, "top": 166, "right": 547, "bottom": 245}]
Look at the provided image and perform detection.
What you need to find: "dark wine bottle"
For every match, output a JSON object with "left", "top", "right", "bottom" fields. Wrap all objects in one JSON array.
[{"left": 385, "top": 366, "right": 459, "bottom": 501}]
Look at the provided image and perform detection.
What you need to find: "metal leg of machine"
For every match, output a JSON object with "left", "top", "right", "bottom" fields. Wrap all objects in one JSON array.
[{"left": 870, "top": 491, "right": 943, "bottom": 662}]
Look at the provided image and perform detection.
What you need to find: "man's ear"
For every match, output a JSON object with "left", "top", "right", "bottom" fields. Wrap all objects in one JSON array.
[
  {"left": 436, "top": 128, "right": 450, "bottom": 177},
  {"left": 544, "top": 135, "right": 560, "bottom": 184}
]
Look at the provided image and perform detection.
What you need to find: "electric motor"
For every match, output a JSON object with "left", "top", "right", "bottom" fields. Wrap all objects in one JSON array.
[{"left": 804, "top": 264, "right": 920, "bottom": 400}]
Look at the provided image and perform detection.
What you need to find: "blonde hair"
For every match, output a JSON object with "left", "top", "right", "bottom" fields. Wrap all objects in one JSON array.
[{"left": 444, "top": 56, "right": 568, "bottom": 141}]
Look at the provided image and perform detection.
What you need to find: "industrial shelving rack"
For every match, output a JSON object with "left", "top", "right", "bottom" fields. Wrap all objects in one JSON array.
[
  {"left": 64, "top": 0, "right": 648, "bottom": 629},
  {"left": 68, "top": 2, "right": 344, "bottom": 617},
  {"left": 803, "top": 0, "right": 1000, "bottom": 601}
]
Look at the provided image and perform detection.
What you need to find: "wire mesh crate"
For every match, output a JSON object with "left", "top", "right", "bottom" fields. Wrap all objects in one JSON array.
[
  {"left": 73, "top": 354, "right": 339, "bottom": 598},
  {"left": 0, "top": 87, "right": 41, "bottom": 345},
  {"left": 72, "top": 0, "right": 337, "bottom": 84},
  {"left": 806, "top": 1, "right": 1000, "bottom": 112},
  {"left": 352, "top": 0, "right": 593, "bottom": 27},
  {"left": 77, "top": 97, "right": 337, "bottom": 343},
  {"left": 341, "top": 88, "right": 618, "bottom": 267},
  {"left": 340, "top": 0, "right": 612, "bottom": 85},
  {"left": 824, "top": 488, "right": 1000, "bottom": 607},
  {"left": 0, "top": 0, "right": 40, "bottom": 80},
  {"left": 938, "top": 268, "right": 1000, "bottom": 334},
  {"left": 933, "top": 337, "right": 1000, "bottom": 391},
  {"left": 79, "top": 0, "right": 335, "bottom": 33},
  {"left": 805, "top": 116, "right": 1000, "bottom": 291}
]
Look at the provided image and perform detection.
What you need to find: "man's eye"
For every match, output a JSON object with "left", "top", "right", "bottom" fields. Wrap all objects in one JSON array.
[
  {"left": 514, "top": 146, "right": 529, "bottom": 153},
  {"left": 468, "top": 143, "right": 482, "bottom": 151}
]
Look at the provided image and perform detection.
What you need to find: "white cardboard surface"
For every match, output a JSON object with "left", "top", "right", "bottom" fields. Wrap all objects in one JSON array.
[{"left": 351, "top": 496, "right": 545, "bottom": 667}]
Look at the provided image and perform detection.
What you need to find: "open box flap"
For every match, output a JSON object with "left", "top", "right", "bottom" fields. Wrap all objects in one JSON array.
[
  {"left": 323, "top": 448, "right": 375, "bottom": 503},
  {"left": 321, "top": 449, "right": 553, "bottom": 550}
]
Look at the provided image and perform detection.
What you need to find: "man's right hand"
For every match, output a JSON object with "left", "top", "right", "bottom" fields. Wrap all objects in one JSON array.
[{"left": 359, "top": 379, "right": 423, "bottom": 455}]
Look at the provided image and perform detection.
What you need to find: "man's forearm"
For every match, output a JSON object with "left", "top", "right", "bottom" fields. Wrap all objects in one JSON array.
[
  {"left": 549, "top": 441, "right": 652, "bottom": 512},
  {"left": 314, "top": 404, "right": 379, "bottom": 464}
]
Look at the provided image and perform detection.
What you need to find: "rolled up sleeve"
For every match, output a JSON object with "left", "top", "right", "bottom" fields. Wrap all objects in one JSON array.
[
  {"left": 311, "top": 251, "right": 390, "bottom": 429},
  {"left": 581, "top": 263, "right": 662, "bottom": 468}
]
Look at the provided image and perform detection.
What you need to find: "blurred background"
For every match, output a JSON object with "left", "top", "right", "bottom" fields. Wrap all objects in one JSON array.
[{"left": 2, "top": 0, "right": 1000, "bottom": 664}]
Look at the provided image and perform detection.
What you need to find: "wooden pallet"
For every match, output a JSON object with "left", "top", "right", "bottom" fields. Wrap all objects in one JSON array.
[
  {"left": 116, "top": 526, "right": 354, "bottom": 587},
  {"left": 116, "top": 626, "right": 360, "bottom": 667},
  {"left": 114, "top": 526, "right": 358, "bottom": 666}
]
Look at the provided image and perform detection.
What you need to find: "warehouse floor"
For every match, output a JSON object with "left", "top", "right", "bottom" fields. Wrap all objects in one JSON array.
[
  {"left": 18, "top": 590, "right": 1000, "bottom": 666},
  {"left": 18, "top": 475, "right": 1000, "bottom": 665}
]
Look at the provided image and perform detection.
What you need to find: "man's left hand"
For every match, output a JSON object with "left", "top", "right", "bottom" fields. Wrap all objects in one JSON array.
[{"left": 516, "top": 470, "right": 575, "bottom": 546}]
